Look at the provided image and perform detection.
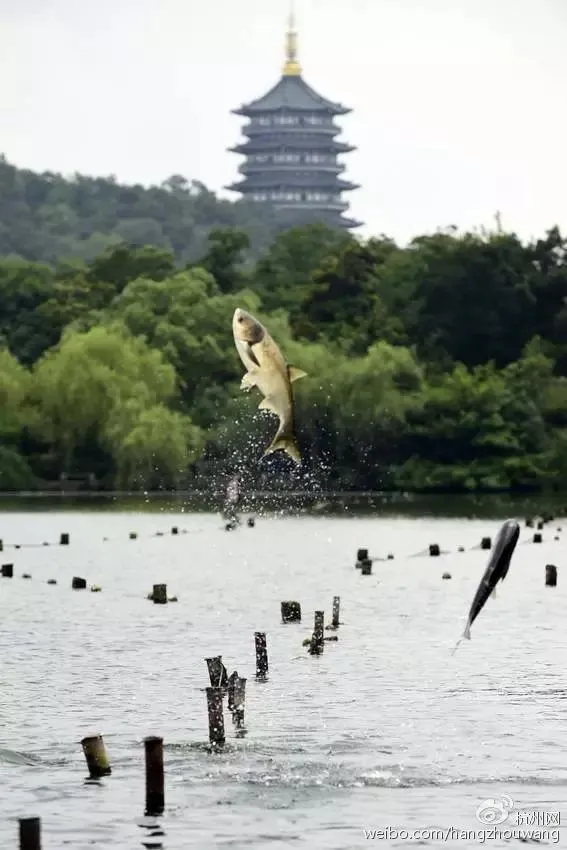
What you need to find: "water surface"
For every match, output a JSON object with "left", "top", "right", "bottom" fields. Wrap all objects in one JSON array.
[{"left": 0, "top": 506, "right": 565, "bottom": 848}]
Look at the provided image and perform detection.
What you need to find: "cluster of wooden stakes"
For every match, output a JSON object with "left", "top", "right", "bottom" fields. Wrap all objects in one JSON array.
[{"left": 10, "top": 590, "right": 343, "bottom": 850}]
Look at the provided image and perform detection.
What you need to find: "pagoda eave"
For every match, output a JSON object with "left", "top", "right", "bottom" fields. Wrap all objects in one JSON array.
[
  {"left": 228, "top": 139, "right": 356, "bottom": 154},
  {"left": 229, "top": 177, "right": 356, "bottom": 191},
  {"left": 232, "top": 103, "right": 351, "bottom": 118}
]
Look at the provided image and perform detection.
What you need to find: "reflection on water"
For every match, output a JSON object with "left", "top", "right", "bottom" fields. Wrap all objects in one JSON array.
[
  {"left": 0, "top": 489, "right": 566, "bottom": 520},
  {"left": 0, "top": 503, "right": 566, "bottom": 849}
]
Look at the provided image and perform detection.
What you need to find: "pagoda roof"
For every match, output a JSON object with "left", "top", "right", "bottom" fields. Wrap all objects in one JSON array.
[
  {"left": 228, "top": 173, "right": 359, "bottom": 192},
  {"left": 232, "top": 75, "right": 350, "bottom": 116},
  {"left": 229, "top": 137, "right": 355, "bottom": 154},
  {"left": 275, "top": 207, "right": 363, "bottom": 230}
]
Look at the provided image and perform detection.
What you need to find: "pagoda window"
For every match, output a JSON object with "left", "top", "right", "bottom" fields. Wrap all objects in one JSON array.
[
  {"left": 273, "top": 153, "right": 301, "bottom": 163},
  {"left": 274, "top": 115, "right": 299, "bottom": 126},
  {"left": 303, "top": 115, "right": 330, "bottom": 126},
  {"left": 305, "top": 153, "right": 330, "bottom": 164},
  {"left": 252, "top": 116, "right": 271, "bottom": 126},
  {"left": 306, "top": 191, "right": 330, "bottom": 202},
  {"left": 251, "top": 192, "right": 268, "bottom": 201}
]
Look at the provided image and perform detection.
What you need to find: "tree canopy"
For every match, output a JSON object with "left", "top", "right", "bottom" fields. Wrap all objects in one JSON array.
[{"left": 1, "top": 158, "right": 567, "bottom": 492}]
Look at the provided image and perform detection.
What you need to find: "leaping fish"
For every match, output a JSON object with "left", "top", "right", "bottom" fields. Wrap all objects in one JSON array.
[
  {"left": 232, "top": 308, "right": 307, "bottom": 464},
  {"left": 452, "top": 519, "right": 520, "bottom": 653}
]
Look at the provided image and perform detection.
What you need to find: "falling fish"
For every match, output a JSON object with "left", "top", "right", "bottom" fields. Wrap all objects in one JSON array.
[
  {"left": 232, "top": 307, "right": 307, "bottom": 463},
  {"left": 452, "top": 519, "right": 520, "bottom": 653}
]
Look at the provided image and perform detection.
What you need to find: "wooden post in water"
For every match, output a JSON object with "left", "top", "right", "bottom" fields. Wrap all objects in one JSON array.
[
  {"left": 309, "top": 611, "right": 325, "bottom": 655},
  {"left": 0, "top": 539, "right": 3, "bottom": 551},
  {"left": 247, "top": 517, "right": 255, "bottom": 527},
  {"left": 331, "top": 596, "right": 340, "bottom": 628},
  {"left": 206, "top": 687, "right": 225, "bottom": 747},
  {"left": 227, "top": 670, "right": 238, "bottom": 713},
  {"left": 19, "top": 817, "right": 41, "bottom": 850},
  {"left": 545, "top": 564, "right": 557, "bottom": 587},
  {"left": 2, "top": 563, "right": 13, "bottom": 578},
  {"left": 81, "top": 735, "right": 111, "bottom": 778},
  {"left": 205, "top": 656, "right": 228, "bottom": 688},
  {"left": 254, "top": 632, "right": 268, "bottom": 680},
  {"left": 144, "top": 736, "right": 164, "bottom": 816},
  {"left": 129, "top": 532, "right": 137, "bottom": 540},
  {"left": 481, "top": 537, "right": 491, "bottom": 550},
  {"left": 152, "top": 584, "right": 167, "bottom": 604},
  {"left": 533, "top": 533, "right": 542, "bottom": 544},
  {"left": 232, "top": 677, "right": 246, "bottom": 730},
  {"left": 537, "top": 520, "right": 544, "bottom": 530},
  {"left": 429, "top": 544, "right": 440, "bottom": 557},
  {"left": 59, "top": 533, "right": 69, "bottom": 545},
  {"left": 360, "top": 559, "right": 372, "bottom": 575},
  {"left": 71, "top": 576, "right": 86, "bottom": 589},
  {"left": 281, "top": 601, "right": 301, "bottom": 623},
  {"left": 171, "top": 527, "right": 178, "bottom": 535},
  {"left": 356, "top": 548, "right": 368, "bottom": 562}
]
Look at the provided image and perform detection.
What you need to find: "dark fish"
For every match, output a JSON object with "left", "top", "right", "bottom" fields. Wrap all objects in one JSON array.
[{"left": 453, "top": 519, "right": 520, "bottom": 652}]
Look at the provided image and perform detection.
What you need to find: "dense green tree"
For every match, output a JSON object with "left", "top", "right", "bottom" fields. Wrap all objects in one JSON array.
[
  {"left": 104, "top": 269, "right": 262, "bottom": 423},
  {"left": 87, "top": 244, "right": 177, "bottom": 294},
  {"left": 251, "top": 224, "right": 353, "bottom": 317},
  {"left": 0, "top": 349, "right": 37, "bottom": 488},
  {"left": 196, "top": 228, "right": 250, "bottom": 293},
  {"left": 30, "top": 324, "right": 203, "bottom": 485},
  {"left": 0, "top": 259, "right": 57, "bottom": 363},
  {"left": 299, "top": 238, "right": 403, "bottom": 352}
]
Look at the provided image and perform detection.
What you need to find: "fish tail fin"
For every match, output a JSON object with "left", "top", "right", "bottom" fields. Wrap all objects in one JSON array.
[
  {"left": 450, "top": 638, "right": 463, "bottom": 656},
  {"left": 264, "top": 432, "right": 302, "bottom": 464},
  {"left": 463, "top": 623, "right": 471, "bottom": 640}
]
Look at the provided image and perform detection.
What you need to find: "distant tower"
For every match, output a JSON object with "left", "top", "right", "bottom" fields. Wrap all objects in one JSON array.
[{"left": 226, "top": 7, "right": 361, "bottom": 230}]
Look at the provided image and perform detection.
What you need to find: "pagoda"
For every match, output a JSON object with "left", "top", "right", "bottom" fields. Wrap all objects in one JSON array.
[{"left": 226, "top": 10, "right": 361, "bottom": 230}]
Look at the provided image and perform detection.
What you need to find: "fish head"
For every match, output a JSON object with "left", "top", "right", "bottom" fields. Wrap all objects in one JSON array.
[{"left": 233, "top": 308, "right": 265, "bottom": 346}]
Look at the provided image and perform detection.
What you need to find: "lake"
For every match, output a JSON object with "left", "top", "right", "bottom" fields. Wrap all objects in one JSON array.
[{"left": 0, "top": 496, "right": 565, "bottom": 848}]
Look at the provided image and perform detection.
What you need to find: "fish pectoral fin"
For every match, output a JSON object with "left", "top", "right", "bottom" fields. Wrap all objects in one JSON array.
[
  {"left": 240, "top": 372, "right": 257, "bottom": 391},
  {"left": 246, "top": 343, "right": 260, "bottom": 368},
  {"left": 288, "top": 366, "right": 308, "bottom": 383},
  {"left": 258, "top": 397, "right": 278, "bottom": 415}
]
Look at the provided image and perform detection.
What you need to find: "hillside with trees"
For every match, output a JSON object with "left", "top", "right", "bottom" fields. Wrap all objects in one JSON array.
[
  {"left": 0, "top": 155, "right": 280, "bottom": 264},
  {"left": 0, "top": 159, "right": 566, "bottom": 494}
]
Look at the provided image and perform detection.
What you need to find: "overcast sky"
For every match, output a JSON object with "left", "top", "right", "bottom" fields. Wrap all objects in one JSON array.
[{"left": 1, "top": 0, "right": 566, "bottom": 244}]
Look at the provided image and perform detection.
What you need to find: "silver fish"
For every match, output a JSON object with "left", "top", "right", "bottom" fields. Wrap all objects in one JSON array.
[{"left": 232, "top": 307, "right": 307, "bottom": 464}]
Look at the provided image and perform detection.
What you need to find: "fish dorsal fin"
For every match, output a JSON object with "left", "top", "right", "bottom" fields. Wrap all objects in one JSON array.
[
  {"left": 288, "top": 366, "right": 307, "bottom": 383},
  {"left": 258, "top": 397, "right": 278, "bottom": 415}
]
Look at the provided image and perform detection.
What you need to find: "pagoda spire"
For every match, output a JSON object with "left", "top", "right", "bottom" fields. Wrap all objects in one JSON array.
[{"left": 282, "top": 2, "right": 301, "bottom": 76}]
